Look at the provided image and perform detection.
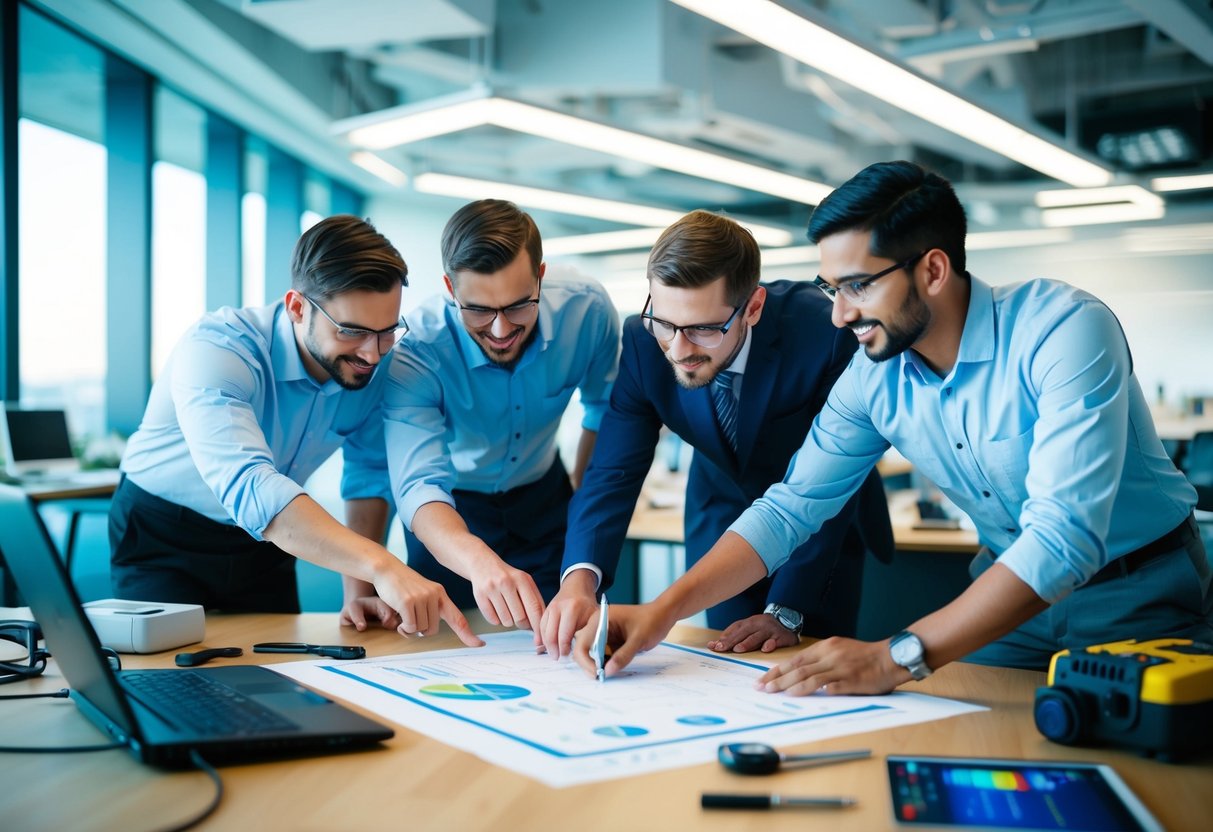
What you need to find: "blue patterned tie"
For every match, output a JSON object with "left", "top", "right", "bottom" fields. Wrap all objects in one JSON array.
[{"left": 711, "top": 370, "right": 739, "bottom": 451}]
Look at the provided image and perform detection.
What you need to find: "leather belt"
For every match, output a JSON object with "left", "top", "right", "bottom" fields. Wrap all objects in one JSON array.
[{"left": 1084, "top": 515, "right": 1196, "bottom": 587}]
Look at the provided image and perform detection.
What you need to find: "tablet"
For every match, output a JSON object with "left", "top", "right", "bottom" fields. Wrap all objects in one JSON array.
[{"left": 887, "top": 756, "right": 1163, "bottom": 832}]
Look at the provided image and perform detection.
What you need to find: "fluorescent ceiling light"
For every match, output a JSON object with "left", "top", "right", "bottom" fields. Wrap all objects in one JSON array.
[
  {"left": 1040, "top": 203, "right": 1165, "bottom": 228},
  {"left": 966, "top": 229, "right": 1073, "bottom": 249},
  {"left": 670, "top": 0, "right": 1112, "bottom": 188},
  {"left": 1034, "top": 184, "right": 1161, "bottom": 209},
  {"left": 349, "top": 151, "right": 408, "bottom": 187},
  {"left": 1034, "top": 184, "right": 1164, "bottom": 227},
  {"left": 413, "top": 173, "right": 796, "bottom": 247},
  {"left": 337, "top": 92, "right": 834, "bottom": 206},
  {"left": 545, "top": 228, "right": 666, "bottom": 257},
  {"left": 1121, "top": 222, "right": 1213, "bottom": 254},
  {"left": 761, "top": 245, "right": 820, "bottom": 266},
  {"left": 1150, "top": 172, "right": 1213, "bottom": 192}
]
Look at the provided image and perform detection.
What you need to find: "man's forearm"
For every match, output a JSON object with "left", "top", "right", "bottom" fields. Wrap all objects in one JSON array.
[
  {"left": 908, "top": 562, "right": 1049, "bottom": 669},
  {"left": 410, "top": 501, "right": 499, "bottom": 577},
  {"left": 654, "top": 531, "right": 768, "bottom": 621},
  {"left": 344, "top": 497, "right": 390, "bottom": 544},
  {"left": 263, "top": 494, "right": 394, "bottom": 584}
]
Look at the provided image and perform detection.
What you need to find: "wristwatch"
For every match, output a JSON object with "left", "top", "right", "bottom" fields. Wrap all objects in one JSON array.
[
  {"left": 889, "top": 630, "right": 932, "bottom": 681},
  {"left": 763, "top": 603, "right": 804, "bottom": 636}
]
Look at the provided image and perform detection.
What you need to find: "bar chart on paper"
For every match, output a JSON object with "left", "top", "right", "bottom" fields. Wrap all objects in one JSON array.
[{"left": 272, "top": 632, "right": 985, "bottom": 787}]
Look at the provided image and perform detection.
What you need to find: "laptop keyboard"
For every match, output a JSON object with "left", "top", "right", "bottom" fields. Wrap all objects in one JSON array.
[{"left": 122, "top": 670, "right": 300, "bottom": 736}]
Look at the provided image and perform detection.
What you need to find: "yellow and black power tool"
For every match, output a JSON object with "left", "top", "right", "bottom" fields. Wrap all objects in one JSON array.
[{"left": 1034, "top": 638, "right": 1213, "bottom": 761}]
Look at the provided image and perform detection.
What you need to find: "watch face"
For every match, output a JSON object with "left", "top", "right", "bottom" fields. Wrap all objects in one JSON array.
[{"left": 891, "top": 633, "right": 921, "bottom": 665}]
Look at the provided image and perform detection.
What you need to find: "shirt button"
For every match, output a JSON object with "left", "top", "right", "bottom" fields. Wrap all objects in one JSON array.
[
  {"left": 945, "top": 388, "right": 952, "bottom": 396},
  {"left": 515, "top": 433, "right": 521, "bottom": 439},
  {"left": 956, "top": 442, "right": 964, "bottom": 449},
  {"left": 510, "top": 456, "right": 517, "bottom": 462},
  {"left": 1006, "top": 527, "right": 1016, "bottom": 534},
  {"left": 982, "top": 490, "right": 991, "bottom": 498},
  {"left": 515, "top": 405, "right": 521, "bottom": 411}
]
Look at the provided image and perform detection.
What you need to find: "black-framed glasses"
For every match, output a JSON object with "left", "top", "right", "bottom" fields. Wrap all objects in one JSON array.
[
  {"left": 813, "top": 250, "right": 928, "bottom": 304},
  {"left": 641, "top": 293, "right": 748, "bottom": 348},
  {"left": 0, "top": 620, "right": 50, "bottom": 685},
  {"left": 303, "top": 295, "right": 409, "bottom": 350},
  {"left": 452, "top": 289, "right": 541, "bottom": 329}
]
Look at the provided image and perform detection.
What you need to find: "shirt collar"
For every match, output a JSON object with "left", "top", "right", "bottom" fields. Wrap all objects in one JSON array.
[
  {"left": 271, "top": 302, "right": 361, "bottom": 395},
  {"left": 725, "top": 326, "right": 754, "bottom": 377},
  {"left": 899, "top": 273, "right": 995, "bottom": 382}
]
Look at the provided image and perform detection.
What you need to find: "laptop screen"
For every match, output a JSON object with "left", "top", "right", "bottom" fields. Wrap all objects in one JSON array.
[
  {"left": 1, "top": 407, "right": 78, "bottom": 477},
  {"left": 0, "top": 484, "right": 141, "bottom": 744}
]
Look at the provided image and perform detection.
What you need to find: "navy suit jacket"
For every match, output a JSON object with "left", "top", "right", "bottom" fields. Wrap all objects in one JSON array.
[{"left": 563, "top": 281, "right": 893, "bottom": 615}]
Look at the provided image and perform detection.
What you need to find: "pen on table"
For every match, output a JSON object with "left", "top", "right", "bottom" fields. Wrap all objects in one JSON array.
[
  {"left": 591, "top": 594, "right": 609, "bottom": 683},
  {"left": 701, "top": 793, "right": 857, "bottom": 810}
]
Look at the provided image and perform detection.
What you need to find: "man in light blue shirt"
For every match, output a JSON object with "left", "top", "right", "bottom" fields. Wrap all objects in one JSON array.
[
  {"left": 112, "top": 215, "right": 480, "bottom": 646},
  {"left": 574, "top": 161, "right": 1210, "bottom": 692},
  {"left": 345, "top": 200, "right": 619, "bottom": 636}
]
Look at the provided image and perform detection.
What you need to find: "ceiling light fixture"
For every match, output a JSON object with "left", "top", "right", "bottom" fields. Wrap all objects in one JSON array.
[
  {"left": 1035, "top": 184, "right": 1164, "bottom": 227},
  {"left": 336, "top": 91, "right": 835, "bottom": 206},
  {"left": 413, "top": 173, "right": 796, "bottom": 247},
  {"left": 349, "top": 151, "right": 409, "bottom": 187},
  {"left": 1150, "top": 172, "right": 1213, "bottom": 193},
  {"left": 669, "top": 0, "right": 1112, "bottom": 188},
  {"left": 545, "top": 228, "right": 667, "bottom": 257}
]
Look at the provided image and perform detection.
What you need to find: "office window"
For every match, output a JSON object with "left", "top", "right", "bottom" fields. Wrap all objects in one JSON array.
[
  {"left": 17, "top": 7, "right": 107, "bottom": 438},
  {"left": 151, "top": 86, "right": 207, "bottom": 376},
  {"left": 242, "top": 138, "right": 268, "bottom": 307},
  {"left": 301, "top": 169, "right": 331, "bottom": 232}
]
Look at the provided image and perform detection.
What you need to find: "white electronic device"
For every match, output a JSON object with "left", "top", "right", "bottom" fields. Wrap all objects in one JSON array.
[{"left": 82, "top": 599, "right": 205, "bottom": 654}]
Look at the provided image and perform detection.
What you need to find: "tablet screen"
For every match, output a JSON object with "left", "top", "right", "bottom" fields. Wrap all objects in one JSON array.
[{"left": 887, "top": 756, "right": 1161, "bottom": 831}]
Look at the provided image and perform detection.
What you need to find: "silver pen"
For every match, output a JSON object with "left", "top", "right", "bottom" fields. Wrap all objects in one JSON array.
[{"left": 590, "top": 594, "right": 609, "bottom": 682}]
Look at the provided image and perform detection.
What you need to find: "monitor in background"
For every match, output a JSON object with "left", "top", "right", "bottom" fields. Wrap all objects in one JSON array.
[{"left": 0, "top": 405, "right": 79, "bottom": 478}]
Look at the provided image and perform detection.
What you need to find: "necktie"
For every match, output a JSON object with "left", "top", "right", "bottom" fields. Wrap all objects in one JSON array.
[{"left": 710, "top": 370, "right": 739, "bottom": 451}]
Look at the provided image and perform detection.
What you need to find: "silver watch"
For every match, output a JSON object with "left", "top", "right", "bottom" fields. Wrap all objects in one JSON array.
[
  {"left": 889, "top": 630, "right": 932, "bottom": 680},
  {"left": 763, "top": 603, "right": 804, "bottom": 636}
]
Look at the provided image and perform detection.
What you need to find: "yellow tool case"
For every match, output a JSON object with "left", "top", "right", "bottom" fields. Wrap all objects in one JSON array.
[{"left": 1034, "top": 638, "right": 1213, "bottom": 761}]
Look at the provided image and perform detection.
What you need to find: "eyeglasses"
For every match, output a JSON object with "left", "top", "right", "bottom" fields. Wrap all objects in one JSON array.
[
  {"left": 303, "top": 295, "right": 409, "bottom": 350},
  {"left": 813, "top": 250, "right": 928, "bottom": 304},
  {"left": 641, "top": 293, "right": 748, "bottom": 348},
  {"left": 0, "top": 620, "right": 50, "bottom": 685},
  {"left": 452, "top": 290, "right": 541, "bottom": 329}
]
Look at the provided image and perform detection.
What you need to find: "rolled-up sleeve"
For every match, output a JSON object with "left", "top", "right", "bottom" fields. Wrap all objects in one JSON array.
[
  {"left": 577, "top": 286, "right": 621, "bottom": 431},
  {"left": 383, "top": 346, "right": 457, "bottom": 530},
  {"left": 729, "top": 360, "right": 889, "bottom": 574},
  {"left": 995, "top": 301, "right": 1131, "bottom": 603},
  {"left": 171, "top": 338, "right": 304, "bottom": 539}
]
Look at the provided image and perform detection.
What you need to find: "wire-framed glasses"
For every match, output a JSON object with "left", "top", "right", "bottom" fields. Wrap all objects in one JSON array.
[
  {"left": 812, "top": 250, "right": 928, "bottom": 304},
  {"left": 641, "top": 293, "right": 748, "bottom": 348},
  {"left": 303, "top": 295, "right": 409, "bottom": 349},
  {"left": 452, "top": 291, "right": 541, "bottom": 329}
]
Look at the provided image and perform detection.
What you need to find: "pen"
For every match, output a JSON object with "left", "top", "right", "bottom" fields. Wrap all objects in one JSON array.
[
  {"left": 701, "top": 793, "right": 857, "bottom": 810},
  {"left": 591, "top": 594, "right": 609, "bottom": 683}
]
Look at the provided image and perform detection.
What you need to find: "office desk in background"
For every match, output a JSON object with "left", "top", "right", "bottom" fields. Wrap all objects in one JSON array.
[{"left": 1, "top": 612, "right": 1209, "bottom": 831}]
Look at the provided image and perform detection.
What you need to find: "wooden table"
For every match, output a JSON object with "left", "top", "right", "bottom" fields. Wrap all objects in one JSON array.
[{"left": 3, "top": 613, "right": 1209, "bottom": 831}]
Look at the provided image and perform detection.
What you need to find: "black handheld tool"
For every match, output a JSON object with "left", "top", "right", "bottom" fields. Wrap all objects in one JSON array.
[
  {"left": 175, "top": 647, "right": 243, "bottom": 667},
  {"left": 253, "top": 642, "right": 366, "bottom": 660}
]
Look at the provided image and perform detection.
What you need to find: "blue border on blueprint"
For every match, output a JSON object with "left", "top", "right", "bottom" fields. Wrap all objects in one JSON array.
[{"left": 318, "top": 642, "right": 893, "bottom": 759}]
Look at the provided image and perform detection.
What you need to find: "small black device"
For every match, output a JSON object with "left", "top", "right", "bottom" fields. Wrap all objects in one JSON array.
[
  {"left": 718, "top": 742, "right": 870, "bottom": 775},
  {"left": 253, "top": 642, "right": 366, "bottom": 660},
  {"left": 175, "top": 647, "right": 244, "bottom": 667},
  {"left": 887, "top": 755, "right": 1162, "bottom": 830}
]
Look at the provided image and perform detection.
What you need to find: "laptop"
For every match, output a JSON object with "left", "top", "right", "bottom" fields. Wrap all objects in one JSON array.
[
  {"left": 0, "top": 405, "right": 119, "bottom": 489},
  {"left": 0, "top": 483, "right": 393, "bottom": 767}
]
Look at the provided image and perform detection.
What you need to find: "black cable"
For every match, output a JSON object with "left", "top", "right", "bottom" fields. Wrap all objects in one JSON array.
[
  {"left": 0, "top": 687, "right": 69, "bottom": 699},
  {"left": 156, "top": 749, "right": 224, "bottom": 832},
  {"left": 0, "top": 740, "right": 126, "bottom": 753}
]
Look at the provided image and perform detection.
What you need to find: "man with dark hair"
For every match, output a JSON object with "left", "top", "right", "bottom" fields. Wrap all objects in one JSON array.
[
  {"left": 540, "top": 210, "right": 891, "bottom": 658},
  {"left": 573, "top": 162, "right": 1210, "bottom": 692},
  {"left": 112, "top": 215, "right": 480, "bottom": 646},
  {"left": 351, "top": 199, "right": 619, "bottom": 636}
]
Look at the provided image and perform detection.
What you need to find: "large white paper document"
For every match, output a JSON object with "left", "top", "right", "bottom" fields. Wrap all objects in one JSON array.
[{"left": 272, "top": 631, "right": 985, "bottom": 787}]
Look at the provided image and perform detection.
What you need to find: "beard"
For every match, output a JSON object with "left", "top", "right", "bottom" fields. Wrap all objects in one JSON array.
[
  {"left": 304, "top": 323, "right": 375, "bottom": 391},
  {"left": 667, "top": 321, "right": 748, "bottom": 390},
  {"left": 473, "top": 323, "right": 538, "bottom": 370},
  {"left": 854, "top": 283, "right": 930, "bottom": 363}
]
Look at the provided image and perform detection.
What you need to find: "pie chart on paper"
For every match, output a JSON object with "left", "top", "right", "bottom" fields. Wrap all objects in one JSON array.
[{"left": 419, "top": 682, "right": 530, "bottom": 701}]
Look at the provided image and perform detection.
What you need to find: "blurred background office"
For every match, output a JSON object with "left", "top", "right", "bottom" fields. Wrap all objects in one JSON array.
[{"left": 3, "top": 0, "right": 1211, "bottom": 611}]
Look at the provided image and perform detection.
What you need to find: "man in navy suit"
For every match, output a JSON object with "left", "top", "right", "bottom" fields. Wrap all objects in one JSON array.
[{"left": 540, "top": 210, "right": 891, "bottom": 658}]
